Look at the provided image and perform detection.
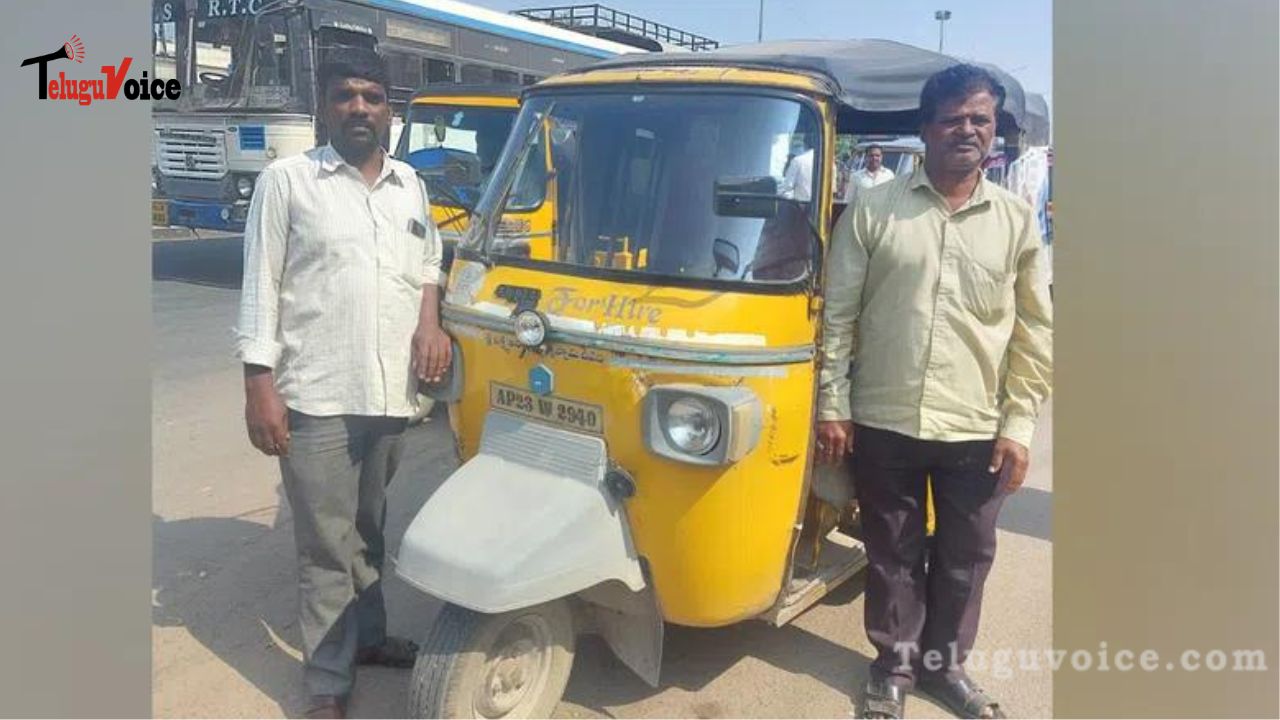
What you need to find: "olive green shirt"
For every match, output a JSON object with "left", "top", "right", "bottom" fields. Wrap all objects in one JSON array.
[{"left": 817, "top": 165, "right": 1053, "bottom": 447}]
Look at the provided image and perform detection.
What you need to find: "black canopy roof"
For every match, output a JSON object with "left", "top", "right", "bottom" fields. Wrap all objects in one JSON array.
[
  {"left": 1023, "top": 92, "right": 1051, "bottom": 146},
  {"left": 575, "top": 39, "right": 1039, "bottom": 139}
]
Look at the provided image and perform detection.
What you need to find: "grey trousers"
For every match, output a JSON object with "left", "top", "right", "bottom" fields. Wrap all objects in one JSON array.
[{"left": 279, "top": 410, "right": 407, "bottom": 699}]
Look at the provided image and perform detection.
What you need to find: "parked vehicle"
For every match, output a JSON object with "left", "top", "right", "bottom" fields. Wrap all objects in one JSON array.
[
  {"left": 396, "top": 39, "right": 1038, "bottom": 718},
  {"left": 149, "top": 0, "right": 642, "bottom": 231}
]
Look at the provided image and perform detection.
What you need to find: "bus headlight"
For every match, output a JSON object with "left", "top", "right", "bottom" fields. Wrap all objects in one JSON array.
[
  {"left": 236, "top": 175, "right": 255, "bottom": 198},
  {"left": 643, "top": 386, "right": 763, "bottom": 466}
]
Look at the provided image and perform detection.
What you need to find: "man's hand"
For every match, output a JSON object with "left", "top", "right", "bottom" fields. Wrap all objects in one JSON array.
[
  {"left": 244, "top": 367, "right": 290, "bottom": 456},
  {"left": 815, "top": 420, "right": 855, "bottom": 465},
  {"left": 412, "top": 324, "right": 452, "bottom": 383},
  {"left": 990, "top": 437, "right": 1030, "bottom": 492}
]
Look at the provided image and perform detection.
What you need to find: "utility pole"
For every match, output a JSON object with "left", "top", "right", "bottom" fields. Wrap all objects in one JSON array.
[
  {"left": 935, "top": 9, "right": 952, "bottom": 53},
  {"left": 758, "top": 0, "right": 765, "bottom": 41}
]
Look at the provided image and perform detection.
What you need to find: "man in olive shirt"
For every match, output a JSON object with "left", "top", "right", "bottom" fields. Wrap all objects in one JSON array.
[{"left": 817, "top": 65, "right": 1053, "bottom": 719}]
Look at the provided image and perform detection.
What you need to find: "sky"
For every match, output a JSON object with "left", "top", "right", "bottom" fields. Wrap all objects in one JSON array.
[{"left": 473, "top": 0, "right": 1053, "bottom": 113}]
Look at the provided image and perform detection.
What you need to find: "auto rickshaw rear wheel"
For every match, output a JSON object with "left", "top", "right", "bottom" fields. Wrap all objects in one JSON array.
[{"left": 409, "top": 599, "right": 576, "bottom": 719}]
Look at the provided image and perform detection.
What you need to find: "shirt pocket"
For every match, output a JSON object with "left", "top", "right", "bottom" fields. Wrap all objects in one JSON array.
[
  {"left": 957, "top": 259, "right": 1014, "bottom": 323},
  {"left": 392, "top": 223, "right": 427, "bottom": 290}
]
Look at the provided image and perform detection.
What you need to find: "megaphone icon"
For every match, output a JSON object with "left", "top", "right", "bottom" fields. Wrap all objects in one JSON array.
[
  {"left": 20, "top": 35, "right": 85, "bottom": 100},
  {"left": 21, "top": 34, "right": 84, "bottom": 67}
]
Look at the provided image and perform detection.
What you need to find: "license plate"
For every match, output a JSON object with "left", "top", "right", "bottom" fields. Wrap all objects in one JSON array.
[
  {"left": 490, "top": 382, "right": 603, "bottom": 435},
  {"left": 151, "top": 199, "right": 168, "bottom": 226}
]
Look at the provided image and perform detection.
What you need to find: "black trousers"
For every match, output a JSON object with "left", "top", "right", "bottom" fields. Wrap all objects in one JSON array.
[{"left": 852, "top": 424, "right": 1008, "bottom": 687}]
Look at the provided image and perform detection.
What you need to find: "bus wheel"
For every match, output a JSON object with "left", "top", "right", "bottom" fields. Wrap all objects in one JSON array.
[{"left": 409, "top": 600, "right": 575, "bottom": 719}]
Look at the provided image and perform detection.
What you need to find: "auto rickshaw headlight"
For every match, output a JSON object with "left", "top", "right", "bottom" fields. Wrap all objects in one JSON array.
[
  {"left": 643, "top": 386, "right": 763, "bottom": 466},
  {"left": 665, "top": 397, "right": 720, "bottom": 456},
  {"left": 513, "top": 309, "right": 548, "bottom": 348}
]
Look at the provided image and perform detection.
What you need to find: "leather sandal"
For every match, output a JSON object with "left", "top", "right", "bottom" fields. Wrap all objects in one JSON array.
[
  {"left": 355, "top": 636, "right": 419, "bottom": 668},
  {"left": 860, "top": 675, "right": 907, "bottom": 719},
  {"left": 918, "top": 673, "right": 1007, "bottom": 719},
  {"left": 303, "top": 695, "right": 346, "bottom": 719}
]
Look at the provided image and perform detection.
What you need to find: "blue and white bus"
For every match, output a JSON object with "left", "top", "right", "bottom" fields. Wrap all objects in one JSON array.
[{"left": 151, "top": 0, "right": 643, "bottom": 231}]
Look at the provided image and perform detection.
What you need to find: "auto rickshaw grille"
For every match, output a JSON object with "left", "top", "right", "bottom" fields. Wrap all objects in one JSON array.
[{"left": 481, "top": 412, "right": 606, "bottom": 486}]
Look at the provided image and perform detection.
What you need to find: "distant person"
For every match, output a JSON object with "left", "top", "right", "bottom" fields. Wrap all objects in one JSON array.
[
  {"left": 817, "top": 64, "right": 1053, "bottom": 719},
  {"left": 780, "top": 145, "right": 815, "bottom": 202},
  {"left": 235, "top": 48, "right": 450, "bottom": 719},
  {"left": 843, "top": 144, "right": 896, "bottom": 202}
]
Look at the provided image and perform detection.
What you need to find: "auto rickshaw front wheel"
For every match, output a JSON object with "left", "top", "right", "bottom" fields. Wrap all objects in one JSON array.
[{"left": 409, "top": 599, "right": 576, "bottom": 719}]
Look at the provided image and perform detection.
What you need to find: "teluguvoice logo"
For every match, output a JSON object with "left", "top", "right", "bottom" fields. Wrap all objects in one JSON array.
[{"left": 19, "top": 35, "right": 182, "bottom": 106}]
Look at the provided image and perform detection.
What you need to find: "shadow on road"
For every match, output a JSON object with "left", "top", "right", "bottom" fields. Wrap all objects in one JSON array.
[
  {"left": 153, "top": 236, "right": 244, "bottom": 289},
  {"left": 153, "top": 510, "right": 308, "bottom": 716},
  {"left": 153, "top": 420, "right": 456, "bottom": 718},
  {"left": 562, "top": 574, "right": 872, "bottom": 717}
]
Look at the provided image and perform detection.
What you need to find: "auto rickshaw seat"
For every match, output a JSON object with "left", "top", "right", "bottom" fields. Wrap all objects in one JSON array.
[{"left": 749, "top": 201, "right": 812, "bottom": 281}]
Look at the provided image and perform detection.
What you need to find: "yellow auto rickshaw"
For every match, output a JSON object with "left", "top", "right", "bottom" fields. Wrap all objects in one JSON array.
[
  {"left": 394, "top": 84, "right": 556, "bottom": 267},
  {"left": 396, "top": 39, "right": 1035, "bottom": 719}
]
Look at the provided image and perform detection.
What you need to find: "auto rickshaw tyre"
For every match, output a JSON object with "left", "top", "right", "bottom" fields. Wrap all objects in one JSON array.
[{"left": 408, "top": 599, "right": 576, "bottom": 719}]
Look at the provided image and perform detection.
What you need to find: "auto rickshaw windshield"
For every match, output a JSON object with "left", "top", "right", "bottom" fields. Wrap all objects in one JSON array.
[
  {"left": 470, "top": 91, "right": 823, "bottom": 286},
  {"left": 402, "top": 104, "right": 531, "bottom": 210}
]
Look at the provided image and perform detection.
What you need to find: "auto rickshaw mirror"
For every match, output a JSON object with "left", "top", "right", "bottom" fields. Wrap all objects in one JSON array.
[
  {"left": 712, "top": 238, "right": 741, "bottom": 277},
  {"left": 714, "top": 175, "right": 781, "bottom": 219}
]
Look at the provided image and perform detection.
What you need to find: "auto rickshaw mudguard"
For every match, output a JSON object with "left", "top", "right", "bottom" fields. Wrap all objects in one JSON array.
[{"left": 394, "top": 411, "right": 646, "bottom": 614}]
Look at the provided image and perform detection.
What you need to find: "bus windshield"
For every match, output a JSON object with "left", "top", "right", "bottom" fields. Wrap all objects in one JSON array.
[
  {"left": 153, "top": 3, "right": 179, "bottom": 110},
  {"left": 172, "top": 7, "right": 312, "bottom": 113}
]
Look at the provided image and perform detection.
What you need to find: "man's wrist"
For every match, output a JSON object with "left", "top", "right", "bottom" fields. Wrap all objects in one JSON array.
[
  {"left": 244, "top": 364, "right": 275, "bottom": 393},
  {"left": 998, "top": 414, "right": 1036, "bottom": 449}
]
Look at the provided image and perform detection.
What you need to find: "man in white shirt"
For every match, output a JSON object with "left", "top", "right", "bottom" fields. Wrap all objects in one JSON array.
[
  {"left": 781, "top": 146, "right": 816, "bottom": 202},
  {"left": 843, "top": 144, "right": 896, "bottom": 202},
  {"left": 236, "top": 48, "right": 450, "bottom": 719}
]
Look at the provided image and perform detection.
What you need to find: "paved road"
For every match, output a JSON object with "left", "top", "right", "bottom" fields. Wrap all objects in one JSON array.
[{"left": 152, "top": 235, "right": 1052, "bottom": 718}]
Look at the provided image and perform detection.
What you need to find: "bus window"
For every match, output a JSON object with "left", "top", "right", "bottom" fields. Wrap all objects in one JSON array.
[
  {"left": 493, "top": 69, "right": 520, "bottom": 85},
  {"left": 427, "top": 57, "right": 456, "bottom": 84},
  {"left": 386, "top": 50, "right": 423, "bottom": 98},
  {"left": 460, "top": 64, "right": 494, "bottom": 84}
]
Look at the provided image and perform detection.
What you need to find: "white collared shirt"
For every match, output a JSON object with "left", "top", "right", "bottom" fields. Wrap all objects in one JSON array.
[
  {"left": 235, "top": 144, "right": 444, "bottom": 418},
  {"left": 843, "top": 166, "right": 896, "bottom": 202},
  {"left": 781, "top": 148, "right": 815, "bottom": 202}
]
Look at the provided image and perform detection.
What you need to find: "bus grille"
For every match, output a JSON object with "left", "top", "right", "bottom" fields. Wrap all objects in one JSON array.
[{"left": 157, "top": 130, "right": 227, "bottom": 179}]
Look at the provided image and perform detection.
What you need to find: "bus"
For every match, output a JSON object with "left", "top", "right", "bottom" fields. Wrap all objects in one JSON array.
[{"left": 150, "top": 0, "right": 644, "bottom": 231}]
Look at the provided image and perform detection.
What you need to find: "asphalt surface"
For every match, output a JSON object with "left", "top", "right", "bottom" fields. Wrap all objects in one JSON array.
[{"left": 151, "top": 233, "right": 1053, "bottom": 718}]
